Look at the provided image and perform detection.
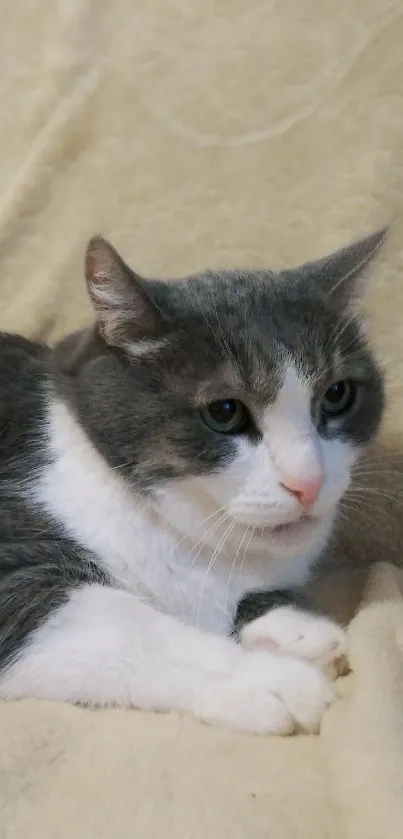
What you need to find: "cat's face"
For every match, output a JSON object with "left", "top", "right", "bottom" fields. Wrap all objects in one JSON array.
[{"left": 76, "top": 231, "right": 385, "bottom": 561}]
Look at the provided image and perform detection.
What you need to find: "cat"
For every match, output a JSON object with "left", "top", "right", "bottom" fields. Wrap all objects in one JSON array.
[{"left": 0, "top": 229, "right": 385, "bottom": 735}]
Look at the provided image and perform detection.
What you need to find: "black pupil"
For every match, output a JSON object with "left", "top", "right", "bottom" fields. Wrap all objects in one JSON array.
[
  {"left": 326, "top": 382, "right": 346, "bottom": 404},
  {"left": 209, "top": 400, "right": 237, "bottom": 424}
]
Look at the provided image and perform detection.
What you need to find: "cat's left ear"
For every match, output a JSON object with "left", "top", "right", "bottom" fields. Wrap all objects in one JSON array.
[
  {"left": 85, "top": 236, "right": 162, "bottom": 347},
  {"left": 292, "top": 228, "right": 387, "bottom": 310}
]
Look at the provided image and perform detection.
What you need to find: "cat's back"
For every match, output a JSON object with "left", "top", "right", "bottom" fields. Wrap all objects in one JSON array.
[
  {"left": 0, "top": 333, "right": 63, "bottom": 553},
  {"left": 0, "top": 333, "right": 51, "bottom": 450},
  {"left": 0, "top": 333, "right": 55, "bottom": 513},
  {"left": 0, "top": 332, "right": 50, "bottom": 402}
]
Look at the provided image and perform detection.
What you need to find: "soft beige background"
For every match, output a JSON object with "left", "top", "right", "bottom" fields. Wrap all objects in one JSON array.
[{"left": 1, "top": 2, "right": 403, "bottom": 837}]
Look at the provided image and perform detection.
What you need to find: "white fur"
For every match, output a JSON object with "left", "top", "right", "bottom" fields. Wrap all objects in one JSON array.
[
  {"left": 0, "top": 584, "right": 333, "bottom": 734},
  {"left": 1, "top": 360, "right": 355, "bottom": 733},
  {"left": 241, "top": 606, "right": 347, "bottom": 676}
]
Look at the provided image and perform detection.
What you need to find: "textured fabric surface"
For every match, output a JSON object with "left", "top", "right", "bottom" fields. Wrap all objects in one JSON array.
[{"left": 1, "top": 2, "right": 403, "bottom": 837}]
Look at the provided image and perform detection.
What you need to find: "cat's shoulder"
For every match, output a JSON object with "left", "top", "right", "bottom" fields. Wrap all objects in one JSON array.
[
  {"left": 0, "top": 332, "right": 50, "bottom": 386},
  {"left": 0, "top": 333, "right": 53, "bottom": 434},
  {"left": 0, "top": 331, "right": 49, "bottom": 364}
]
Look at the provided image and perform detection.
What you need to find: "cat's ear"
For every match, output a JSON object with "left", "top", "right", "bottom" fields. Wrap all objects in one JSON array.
[
  {"left": 293, "top": 228, "right": 387, "bottom": 310},
  {"left": 85, "top": 236, "right": 161, "bottom": 347}
]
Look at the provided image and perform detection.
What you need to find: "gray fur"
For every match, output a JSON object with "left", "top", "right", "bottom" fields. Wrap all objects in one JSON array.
[
  {"left": 0, "top": 230, "right": 385, "bottom": 671},
  {"left": 0, "top": 335, "right": 108, "bottom": 670}
]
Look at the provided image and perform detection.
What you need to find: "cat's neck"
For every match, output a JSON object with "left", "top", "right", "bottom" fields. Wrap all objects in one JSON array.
[{"left": 31, "top": 395, "right": 322, "bottom": 633}]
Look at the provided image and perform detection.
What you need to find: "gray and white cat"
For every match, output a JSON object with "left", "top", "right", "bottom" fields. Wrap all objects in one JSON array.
[{"left": 0, "top": 230, "right": 385, "bottom": 734}]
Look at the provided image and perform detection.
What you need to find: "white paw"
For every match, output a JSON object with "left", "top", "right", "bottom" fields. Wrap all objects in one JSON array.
[
  {"left": 196, "top": 650, "right": 334, "bottom": 735},
  {"left": 240, "top": 607, "right": 348, "bottom": 679}
]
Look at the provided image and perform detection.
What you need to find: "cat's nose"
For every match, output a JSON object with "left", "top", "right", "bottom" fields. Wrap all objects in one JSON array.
[{"left": 280, "top": 475, "right": 323, "bottom": 508}]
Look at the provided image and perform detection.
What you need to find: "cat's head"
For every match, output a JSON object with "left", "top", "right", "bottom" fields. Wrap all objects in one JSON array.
[{"left": 78, "top": 230, "right": 385, "bottom": 560}]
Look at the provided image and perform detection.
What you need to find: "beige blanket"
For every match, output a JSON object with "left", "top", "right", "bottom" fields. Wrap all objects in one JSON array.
[{"left": 1, "top": 2, "right": 403, "bottom": 836}]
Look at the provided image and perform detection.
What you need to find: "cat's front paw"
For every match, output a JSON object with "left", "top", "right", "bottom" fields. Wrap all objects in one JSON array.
[
  {"left": 240, "top": 607, "right": 348, "bottom": 679},
  {"left": 196, "top": 651, "right": 334, "bottom": 735}
]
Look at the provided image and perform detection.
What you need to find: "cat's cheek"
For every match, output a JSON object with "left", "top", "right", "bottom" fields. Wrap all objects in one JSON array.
[
  {"left": 198, "top": 438, "right": 256, "bottom": 509},
  {"left": 312, "top": 438, "right": 358, "bottom": 517}
]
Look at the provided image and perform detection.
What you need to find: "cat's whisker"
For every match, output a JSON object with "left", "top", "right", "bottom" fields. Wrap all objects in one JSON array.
[
  {"left": 352, "top": 468, "right": 403, "bottom": 478},
  {"left": 360, "top": 450, "right": 403, "bottom": 460},
  {"left": 339, "top": 499, "right": 376, "bottom": 519},
  {"left": 357, "top": 453, "right": 403, "bottom": 463},
  {"left": 354, "top": 454, "right": 403, "bottom": 466},
  {"left": 326, "top": 322, "right": 351, "bottom": 353},
  {"left": 353, "top": 456, "right": 403, "bottom": 470},
  {"left": 188, "top": 510, "right": 231, "bottom": 568},
  {"left": 337, "top": 345, "right": 369, "bottom": 363},
  {"left": 346, "top": 485, "right": 403, "bottom": 504},
  {"left": 335, "top": 506, "right": 354, "bottom": 524},
  {"left": 236, "top": 525, "right": 256, "bottom": 587},
  {"left": 195, "top": 518, "right": 237, "bottom": 628},
  {"left": 336, "top": 326, "right": 366, "bottom": 356},
  {"left": 343, "top": 495, "right": 400, "bottom": 512},
  {"left": 223, "top": 525, "right": 252, "bottom": 620},
  {"left": 183, "top": 512, "right": 234, "bottom": 623},
  {"left": 338, "top": 503, "right": 381, "bottom": 527},
  {"left": 188, "top": 518, "right": 231, "bottom": 574},
  {"left": 340, "top": 496, "right": 400, "bottom": 521},
  {"left": 327, "top": 304, "right": 361, "bottom": 348},
  {"left": 174, "top": 506, "right": 228, "bottom": 554},
  {"left": 334, "top": 509, "right": 360, "bottom": 531}
]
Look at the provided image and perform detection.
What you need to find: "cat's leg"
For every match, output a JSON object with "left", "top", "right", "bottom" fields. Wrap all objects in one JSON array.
[
  {"left": 234, "top": 590, "right": 348, "bottom": 678},
  {"left": 0, "top": 582, "right": 334, "bottom": 735}
]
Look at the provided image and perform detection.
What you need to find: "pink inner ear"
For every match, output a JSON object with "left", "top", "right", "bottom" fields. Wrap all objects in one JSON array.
[{"left": 85, "top": 249, "right": 95, "bottom": 283}]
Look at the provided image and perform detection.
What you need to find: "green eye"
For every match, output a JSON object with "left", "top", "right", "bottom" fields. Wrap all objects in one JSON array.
[
  {"left": 321, "top": 380, "right": 356, "bottom": 417},
  {"left": 200, "top": 399, "right": 248, "bottom": 434}
]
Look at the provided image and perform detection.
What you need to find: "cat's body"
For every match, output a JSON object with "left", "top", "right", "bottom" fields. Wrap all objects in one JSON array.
[{"left": 0, "top": 231, "right": 385, "bottom": 734}]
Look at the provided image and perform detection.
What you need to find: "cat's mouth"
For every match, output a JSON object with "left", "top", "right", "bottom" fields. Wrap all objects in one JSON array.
[{"left": 258, "top": 516, "right": 315, "bottom": 539}]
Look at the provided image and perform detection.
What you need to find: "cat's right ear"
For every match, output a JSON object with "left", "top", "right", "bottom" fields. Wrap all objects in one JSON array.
[
  {"left": 291, "top": 228, "right": 387, "bottom": 311},
  {"left": 85, "top": 236, "right": 161, "bottom": 347}
]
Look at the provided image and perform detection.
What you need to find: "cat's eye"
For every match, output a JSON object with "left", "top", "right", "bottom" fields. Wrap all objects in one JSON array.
[
  {"left": 321, "top": 380, "right": 356, "bottom": 417},
  {"left": 200, "top": 399, "right": 249, "bottom": 434}
]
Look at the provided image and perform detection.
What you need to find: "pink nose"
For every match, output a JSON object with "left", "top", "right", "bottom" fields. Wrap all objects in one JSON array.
[{"left": 280, "top": 475, "right": 323, "bottom": 508}]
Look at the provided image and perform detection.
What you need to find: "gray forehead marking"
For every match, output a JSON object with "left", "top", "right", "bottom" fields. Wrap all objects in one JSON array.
[{"left": 154, "top": 269, "right": 347, "bottom": 403}]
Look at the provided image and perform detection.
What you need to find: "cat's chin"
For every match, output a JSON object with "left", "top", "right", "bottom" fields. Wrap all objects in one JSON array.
[{"left": 251, "top": 513, "right": 333, "bottom": 553}]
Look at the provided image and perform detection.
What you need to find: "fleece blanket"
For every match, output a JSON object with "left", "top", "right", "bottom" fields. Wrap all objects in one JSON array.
[{"left": 1, "top": 2, "right": 403, "bottom": 837}]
